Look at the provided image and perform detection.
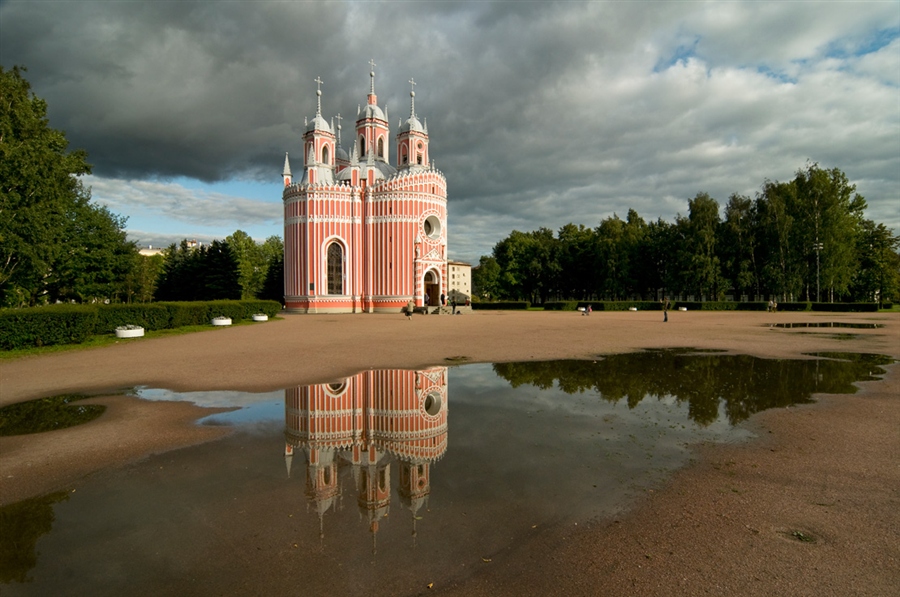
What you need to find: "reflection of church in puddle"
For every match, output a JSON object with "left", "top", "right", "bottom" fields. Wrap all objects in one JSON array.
[{"left": 284, "top": 368, "right": 448, "bottom": 546}]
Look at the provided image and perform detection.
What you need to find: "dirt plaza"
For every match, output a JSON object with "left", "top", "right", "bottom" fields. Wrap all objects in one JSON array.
[{"left": 1, "top": 309, "right": 898, "bottom": 596}]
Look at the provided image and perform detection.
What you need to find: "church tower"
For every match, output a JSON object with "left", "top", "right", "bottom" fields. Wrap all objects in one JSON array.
[
  {"left": 301, "top": 77, "right": 336, "bottom": 186},
  {"left": 356, "top": 61, "right": 391, "bottom": 182},
  {"left": 396, "top": 79, "right": 429, "bottom": 170}
]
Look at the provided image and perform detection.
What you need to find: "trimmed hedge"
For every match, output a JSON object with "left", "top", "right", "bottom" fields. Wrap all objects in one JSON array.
[
  {"left": 94, "top": 303, "right": 171, "bottom": 333},
  {"left": 810, "top": 302, "right": 878, "bottom": 312},
  {"left": 0, "top": 305, "right": 97, "bottom": 350},
  {"left": 543, "top": 301, "right": 580, "bottom": 311},
  {"left": 0, "top": 300, "right": 283, "bottom": 350},
  {"left": 542, "top": 300, "right": 878, "bottom": 312},
  {"left": 471, "top": 301, "right": 530, "bottom": 310}
]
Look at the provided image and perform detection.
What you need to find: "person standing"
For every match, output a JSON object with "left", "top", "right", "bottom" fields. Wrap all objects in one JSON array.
[{"left": 663, "top": 297, "right": 670, "bottom": 322}]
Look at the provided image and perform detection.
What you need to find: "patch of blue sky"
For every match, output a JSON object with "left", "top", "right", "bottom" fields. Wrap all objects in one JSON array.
[
  {"left": 171, "top": 176, "right": 284, "bottom": 205},
  {"left": 653, "top": 37, "right": 701, "bottom": 73},
  {"left": 824, "top": 25, "right": 900, "bottom": 59},
  {"left": 755, "top": 64, "right": 798, "bottom": 84}
]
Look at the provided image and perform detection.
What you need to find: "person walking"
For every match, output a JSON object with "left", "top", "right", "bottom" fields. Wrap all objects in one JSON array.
[
  {"left": 663, "top": 297, "right": 670, "bottom": 322},
  {"left": 406, "top": 299, "right": 415, "bottom": 320}
]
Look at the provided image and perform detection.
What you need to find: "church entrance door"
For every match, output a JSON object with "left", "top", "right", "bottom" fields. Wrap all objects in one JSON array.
[{"left": 424, "top": 270, "right": 439, "bottom": 306}]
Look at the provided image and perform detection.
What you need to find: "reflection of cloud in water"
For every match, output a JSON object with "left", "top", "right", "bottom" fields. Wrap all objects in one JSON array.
[{"left": 132, "top": 387, "right": 283, "bottom": 408}]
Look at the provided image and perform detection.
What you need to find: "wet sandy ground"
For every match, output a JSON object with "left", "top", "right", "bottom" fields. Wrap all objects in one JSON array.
[{"left": 1, "top": 310, "right": 898, "bottom": 595}]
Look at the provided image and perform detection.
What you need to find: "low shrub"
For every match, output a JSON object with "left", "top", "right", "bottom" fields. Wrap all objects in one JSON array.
[
  {"left": 0, "top": 299, "right": 285, "bottom": 351},
  {"left": 94, "top": 304, "right": 170, "bottom": 332},
  {"left": 543, "top": 301, "right": 580, "bottom": 311},
  {"left": 471, "top": 301, "right": 530, "bottom": 310},
  {"left": 0, "top": 305, "right": 97, "bottom": 350},
  {"left": 576, "top": 301, "right": 663, "bottom": 311},
  {"left": 809, "top": 302, "right": 878, "bottom": 312}
]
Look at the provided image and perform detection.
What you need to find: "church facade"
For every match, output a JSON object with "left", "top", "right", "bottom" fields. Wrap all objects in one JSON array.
[{"left": 282, "top": 68, "right": 448, "bottom": 313}]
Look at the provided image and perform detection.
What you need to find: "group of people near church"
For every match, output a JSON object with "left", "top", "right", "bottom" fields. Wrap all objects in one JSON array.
[{"left": 408, "top": 292, "right": 467, "bottom": 318}]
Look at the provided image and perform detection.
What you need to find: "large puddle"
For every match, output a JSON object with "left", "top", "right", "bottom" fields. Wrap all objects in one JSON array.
[{"left": 0, "top": 350, "right": 894, "bottom": 596}]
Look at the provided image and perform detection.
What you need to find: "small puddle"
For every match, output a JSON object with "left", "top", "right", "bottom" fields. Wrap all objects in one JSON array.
[
  {"left": 769, "top": 322, "right": 883, "bottom": 329},
  {"left": 0, "top": 394, "right": 105, "bottom": 436},
  {"left": 1, "top": 350, "right": 894, "bottom": 596}
]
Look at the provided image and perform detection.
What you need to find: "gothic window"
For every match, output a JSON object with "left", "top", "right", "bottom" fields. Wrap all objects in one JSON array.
[
  {"left": 322, "top": 145, "right": 329, "bottom": 165},
  {"left": 401, "top": 145, "right": 408, "bottom": 164},
  {"left": 377, "top": 137, "right": 384, "bottom": 158},
  {"left": 359, "top": 135, "right": 366, "bottom": 156},
  {"left": 327, "top": 243, "right": 343, "bottom": 295}
]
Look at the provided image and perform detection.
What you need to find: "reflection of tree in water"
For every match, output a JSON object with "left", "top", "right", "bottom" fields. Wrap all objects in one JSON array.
[
  {"left": 493, "top": 350, "right": 894, "bottom": 427},
  {"left": 0, "top": 491, "right": 69, "bottom": 583}
]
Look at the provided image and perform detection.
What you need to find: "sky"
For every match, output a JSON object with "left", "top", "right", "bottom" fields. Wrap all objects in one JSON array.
[{"left": 1, "top": 0, "right": 898, "bottom": 265}]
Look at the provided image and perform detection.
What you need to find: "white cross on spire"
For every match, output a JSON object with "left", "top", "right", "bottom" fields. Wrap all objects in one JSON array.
[{"left": 314, "top": 76, "right": 324, "bottom": 115}]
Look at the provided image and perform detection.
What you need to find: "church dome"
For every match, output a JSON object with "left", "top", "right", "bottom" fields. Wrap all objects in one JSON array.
[
  {"left": 307, "top": 114, "right": 332, "bottom": 133},
  {"left": 398, "top": 115, "right": 425, "bottom": 134},
  {"left": 336, "top": 145, "right": 349, "bottom": 162},
  {"left": 358, "top": 102, "right": 386, "bottom": 122}
]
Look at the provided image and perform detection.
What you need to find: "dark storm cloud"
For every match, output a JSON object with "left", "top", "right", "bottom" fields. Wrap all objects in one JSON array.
[{"left": 2, "top": 1, "right": 898, "bottom": 263}]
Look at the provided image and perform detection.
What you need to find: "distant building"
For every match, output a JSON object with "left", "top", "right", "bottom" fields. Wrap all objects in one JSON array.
[
  {"left": 447, "top": 261, "right": 471, "bottom": 304},
  {"left": 282, "top": 66, "right": 448, "bottom": 313},
  {"left": 138, "top": 245, "right": 164, "bottom": 257}
]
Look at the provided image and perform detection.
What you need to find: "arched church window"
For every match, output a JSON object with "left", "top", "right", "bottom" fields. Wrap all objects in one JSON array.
[
  {"left": 327, "top": 243, "right": 343, "bottom": 295},
  {"left": 359, "top": 135, "right": 366, "bottom": 157},
  {"left": 322, "top": 145, "right": 329, "bottom": 165},
  {"left": 377, "top": 137, "right": 384, "bottom": 158},
  {"left": 401, "top": 146, "right": 408, "bottom": 164}
]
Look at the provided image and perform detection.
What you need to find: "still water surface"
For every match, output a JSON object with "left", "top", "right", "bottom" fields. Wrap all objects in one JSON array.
[{"left": 1, "top": 350, "right": 893, "bottom": 596}]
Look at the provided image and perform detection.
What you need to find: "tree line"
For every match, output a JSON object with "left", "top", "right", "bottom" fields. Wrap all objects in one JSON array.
[
  {"left": 474, "top": 164, "right": 900, "bottom": 305},
  {"left": 1, "top": 65, "right": 283, "bottom": 308}
]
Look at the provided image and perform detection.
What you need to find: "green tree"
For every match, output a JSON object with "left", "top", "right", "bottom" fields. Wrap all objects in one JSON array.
[
  {"left": 47, "top": 195, "right": 137, "bottom": 303},
  {"left": 675, "top": 192, "right": 723, "bottom": 299},
  {"left": 792, "top": 163, "right": 867, "bottom": 301},
  {"left": 124, "top": 252, "right": 165, "bottom": 303},
  {"left": 493, "top": 228, "right": 558, "bottom": 303},
  {"left": 556, "top": 224, "right": 596, "bottom": 300},
  {"left": 203, "top": 240, "right": 241, "bottom": 300},
  {"left": 755, "top": 180, "right": 801, "bottom": 301},
  {"left": 849, "top": 219, "right": 900, "bottom": 304},
  {"left": 721, "top": 193, "right": 758, "bottom": 299},
  {"left": 259, "top": 248, "right": 284, "bottom": 305},
  {"left": 595, "top": 215, "right": 628, "bottom": 299},
  {"left": 472, "top": 255, "right": 501, "bottom": 300},
  {"left": 1, "top": 66, "right": 93, "bottom": 306}
]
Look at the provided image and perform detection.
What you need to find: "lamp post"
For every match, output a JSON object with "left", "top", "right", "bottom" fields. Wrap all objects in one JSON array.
[{"left": 813, "top": 241, "right": 823, "bottom": 302}]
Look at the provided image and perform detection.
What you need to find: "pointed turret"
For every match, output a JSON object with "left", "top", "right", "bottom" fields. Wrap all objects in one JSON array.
[{"left": 283, "top": 152, "right": 292, "bottom": 187}]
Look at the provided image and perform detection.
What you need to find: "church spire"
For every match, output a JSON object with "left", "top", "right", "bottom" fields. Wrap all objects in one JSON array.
[
  {"left": 367, "top": 59, "right": 377, "bottom": 105},
  {"left": 408, "top": 78, "right": 416, "bottom": 118},
  {"left": 282, "top": 152, "right": 292, "bottom": 187},
  {"left": 315, "top": 75, "right": 324, "bottom": 116}
]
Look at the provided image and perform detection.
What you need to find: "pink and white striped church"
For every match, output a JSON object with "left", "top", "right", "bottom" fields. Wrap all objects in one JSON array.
[{"left": 282, "top": 65, "right": 448, "bottom": 313}]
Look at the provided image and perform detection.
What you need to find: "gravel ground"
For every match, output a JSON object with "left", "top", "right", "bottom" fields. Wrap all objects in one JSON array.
[{"left": 1, "top": 309, "right": 898, "bottom": 595}]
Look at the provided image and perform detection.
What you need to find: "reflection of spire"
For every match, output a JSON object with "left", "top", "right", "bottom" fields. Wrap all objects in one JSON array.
[{"left": 285, "top": 443, "right": 294, "bottom": 477}]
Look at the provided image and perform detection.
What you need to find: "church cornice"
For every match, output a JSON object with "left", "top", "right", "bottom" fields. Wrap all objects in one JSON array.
[{"left": 286, "top": 215, "right": 362, "bottom": 225}]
